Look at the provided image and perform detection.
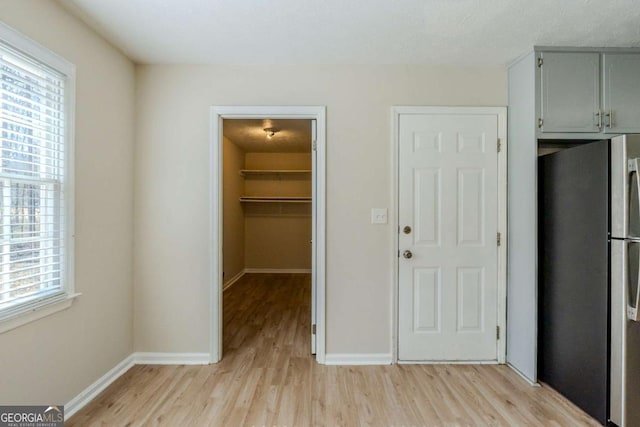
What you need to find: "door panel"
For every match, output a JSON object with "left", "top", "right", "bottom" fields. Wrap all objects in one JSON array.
[
  {"left": 458, "top": 169, "right": 485, "bottom": 245},
  {"left": 398, "top": 113, "right": 499, "bottom": 361},
  {"left": 414, "top": 268, "right": 440, "bottom": 331},
  {"left": 457, "top": 267, "right": 484, "bottom": 331},
  {"left": 415, "top": 168, "right": 441, "bottom": 246}
]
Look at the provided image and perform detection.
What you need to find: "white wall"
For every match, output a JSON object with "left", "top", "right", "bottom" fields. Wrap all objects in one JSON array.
[
  {"left": 0, "top": 1, "right": 135, "bottom": 404},
  {"left": 134, "top": 64, "right": 506, "bottom": 354}
]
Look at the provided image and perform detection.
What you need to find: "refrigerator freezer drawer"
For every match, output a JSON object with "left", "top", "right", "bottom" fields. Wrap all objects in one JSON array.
[{"left": 611, "top": 239, "right": 640, "bottom": 427}]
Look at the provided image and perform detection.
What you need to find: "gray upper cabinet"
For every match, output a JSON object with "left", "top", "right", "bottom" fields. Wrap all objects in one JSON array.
[
  {"left": 603, "top": 53, "right": 640, "bottom": 134},
  {"left": 539, "top": 52, "right": 601, "bottom": 134}
]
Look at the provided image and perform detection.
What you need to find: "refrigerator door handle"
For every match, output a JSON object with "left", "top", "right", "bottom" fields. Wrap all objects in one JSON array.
[
  {"left": 627, "top": 240, "right": 640, "bottom": 321},
  {"left": 628, "top": 158, "right": 640, "bottom": 239}
]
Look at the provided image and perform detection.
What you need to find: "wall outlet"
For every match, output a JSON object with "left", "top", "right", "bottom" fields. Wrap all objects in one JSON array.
[{"left": 371, "top": 208, "right": 388, "bottom": 224}]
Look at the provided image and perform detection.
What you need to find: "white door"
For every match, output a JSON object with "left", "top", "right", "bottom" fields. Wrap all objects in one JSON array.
[{"left": 398, "top": 110, "right": 501, "bottom": 361}]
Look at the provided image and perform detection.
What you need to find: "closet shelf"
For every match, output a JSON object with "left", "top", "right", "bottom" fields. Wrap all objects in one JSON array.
[
  {"left": 240, "top": 196, "right": 311, "bottom": 203},
  {"left": 239, "top": 169, "right": 311, "bottom": 176}
]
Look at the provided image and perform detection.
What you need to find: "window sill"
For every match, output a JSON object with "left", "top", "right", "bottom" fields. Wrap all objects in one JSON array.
[{"left": 0, "top": 292, "right": 81, "bottom": 334}]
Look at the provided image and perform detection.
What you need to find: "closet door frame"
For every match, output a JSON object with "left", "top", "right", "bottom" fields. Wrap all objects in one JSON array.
[{"left": 209, "top": 105, "right": 327, "bottom": 364}]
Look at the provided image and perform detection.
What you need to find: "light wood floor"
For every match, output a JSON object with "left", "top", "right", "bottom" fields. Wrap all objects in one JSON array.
[{"left": 68, "top": 273, "right": 600, "bottom": 426}]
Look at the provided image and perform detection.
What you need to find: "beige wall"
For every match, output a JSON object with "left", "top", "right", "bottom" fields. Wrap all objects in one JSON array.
[
  {"left": 134, "top": 64, "right": 507, "bottom": 354},
  {"left": 0, "top": 1, "right": 135, "bottom": 404},
  {"left": 245, "top": 216, "right": 312, "bottom": 269},
  {"left": 223, "top": 145, "right": 312, "bottom": 273},
  {"left": 222, "top": 136, "right": 245, "bottom": 285},
  {"left": 243, "top": 152, "right": 312, "bottom": 270},
  {"left": 244, "top": 152, "right": 312, "bottom": 170}
]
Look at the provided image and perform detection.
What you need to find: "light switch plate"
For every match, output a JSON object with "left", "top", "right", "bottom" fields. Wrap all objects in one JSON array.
[{"left": 371, "top": 208, "right": 388, "bottom": 224}]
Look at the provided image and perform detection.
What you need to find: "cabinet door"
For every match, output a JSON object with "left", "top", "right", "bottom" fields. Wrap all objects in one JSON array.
[
  {"left": 603, "top": 53, "right": 640, "bottom": 134},
  {"left": 540, "top": 52, "right": 601, "bottom": 133}
]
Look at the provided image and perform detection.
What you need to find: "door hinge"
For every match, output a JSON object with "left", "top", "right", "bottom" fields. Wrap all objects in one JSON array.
[
  {"left": 538, "top": 117, "right": 543, "bottom": 128},
  {"left": 537, "top": 57, "right": 543, "bottom": 67},
  {"left": 312, "top": 140, "right": 317, "bottom": 151},
  {"left": 497, "top": 138, "right": 501, "bottom": 153},
  {"left": 312, "top": 324, "right": 316, "bottom": 335},
  {"left": 497, "top": 232, "right": 502, "bottom": 247},
  {"left": 497, "top": 326, "right": 501, "bottom": 340}
]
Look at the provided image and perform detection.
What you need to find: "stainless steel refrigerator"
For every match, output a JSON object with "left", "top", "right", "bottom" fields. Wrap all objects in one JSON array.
[
  {"left": 538, "top": 135, "right": 640, "bottom": 426},
  {"left": 610, "top": 134, "right": 640, "bottom": 427}
]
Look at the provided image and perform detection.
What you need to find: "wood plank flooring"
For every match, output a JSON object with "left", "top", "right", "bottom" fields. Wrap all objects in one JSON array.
[{"left": 68, "top": 273, "right": 600, "bottom": 426}]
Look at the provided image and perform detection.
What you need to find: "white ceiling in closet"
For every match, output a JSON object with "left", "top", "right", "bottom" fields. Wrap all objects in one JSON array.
[{"left": 223, "top": 119, "right": 311, "bottom": 153}]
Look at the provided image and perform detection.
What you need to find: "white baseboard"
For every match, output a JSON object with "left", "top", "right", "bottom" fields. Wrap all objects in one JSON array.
[
  {"left": 134, "top": 352, "right": 211, "bottom": 365},
  {"left": 507, "top": 362, "right": 540, "bottom": 387},
  {"left": 223, "top": 270, "right": 245, "bottom": 291},
  {"left": 244, "top": 268, "right": 311, "bottom": 274},
  {"left": 324, "top": 353, "right": 392, "bottom": 365},
  {"left": 65, "top": 354, "right": 135, "bottom": 420},
  {"left": 65, "top": 352, "right": 211, "bottom": 420}
]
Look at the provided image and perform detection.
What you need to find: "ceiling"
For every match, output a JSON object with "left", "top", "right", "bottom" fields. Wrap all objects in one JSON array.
[
  {"left": 223, "top": 119, "right": 311, "bottom": 153},
  {"left": 60, "top": 0, "right": 640, "bottom": 65}
]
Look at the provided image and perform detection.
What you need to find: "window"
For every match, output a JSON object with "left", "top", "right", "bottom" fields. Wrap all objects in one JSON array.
[{"left": 0, "top": 23, "right": 75, "bottom": 331}]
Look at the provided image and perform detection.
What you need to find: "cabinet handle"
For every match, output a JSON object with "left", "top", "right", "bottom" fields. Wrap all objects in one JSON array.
[
  {"left": 596, "top": 110, "right": 602, "bottom": 129},
  {"left": 606, "top": 110, "right": 614, "bottom": 128}
]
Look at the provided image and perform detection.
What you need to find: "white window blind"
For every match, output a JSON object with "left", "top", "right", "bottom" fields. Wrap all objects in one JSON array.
[{"left": 0, "top": 41, "right": 67, "bottom": 314}]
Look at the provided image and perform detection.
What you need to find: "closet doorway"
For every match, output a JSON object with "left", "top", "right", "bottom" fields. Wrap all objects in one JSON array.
[{"left": 209, "top": 106, "right": 326, "bottom": 364}]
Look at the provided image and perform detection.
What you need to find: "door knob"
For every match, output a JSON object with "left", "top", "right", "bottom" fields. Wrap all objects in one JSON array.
[
  {"left": 403, "top": 250, "right": 413, "bottom": 259},
  {"left": 403, "top": 226, "right": 412, "bottom": 234}
]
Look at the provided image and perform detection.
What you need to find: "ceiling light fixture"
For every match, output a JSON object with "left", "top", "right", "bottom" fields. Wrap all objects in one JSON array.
[{"left": 263, "top": 127, "right": 278, "bottom": 139}]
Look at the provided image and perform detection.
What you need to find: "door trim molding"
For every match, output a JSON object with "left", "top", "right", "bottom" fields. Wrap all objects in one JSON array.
[
  {"left": 391, "top": 106, "right": 508, "bottom": 364},
  {"left": 209, "top": 106, "right": 327, "bottom": 364}
]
